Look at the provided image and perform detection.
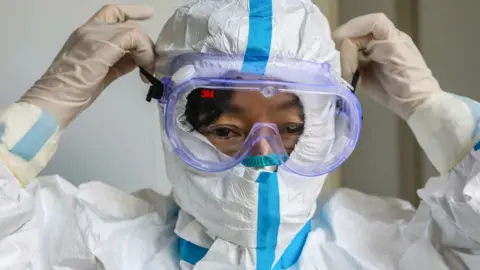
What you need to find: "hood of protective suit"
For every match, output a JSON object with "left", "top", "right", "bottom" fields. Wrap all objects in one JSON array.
[{"left": 155, "top": 0, "right": 341, "bottom": 268}]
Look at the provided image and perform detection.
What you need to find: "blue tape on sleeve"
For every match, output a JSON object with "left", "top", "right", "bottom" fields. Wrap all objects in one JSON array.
[
  {"left": 10, "top": 111, "right": 57, "bottom": 161},
  {"left": 451, "top": 94, "right": 480, "bottom": 139},
  {"left": 474, "top": 141, "right": 480, "bottom": 151},
  {"left": 179, "top": 238, "right": 209, "bottom": 266}
]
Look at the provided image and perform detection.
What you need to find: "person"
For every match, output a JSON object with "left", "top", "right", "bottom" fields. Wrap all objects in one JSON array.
[{"left": 1, "top": 1, "right": 480, "bottom": 269}]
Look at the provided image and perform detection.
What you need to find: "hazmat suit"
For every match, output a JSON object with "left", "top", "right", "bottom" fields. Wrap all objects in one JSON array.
[{"left": 1, "top": 2, "right": 480, "bottom": 270}]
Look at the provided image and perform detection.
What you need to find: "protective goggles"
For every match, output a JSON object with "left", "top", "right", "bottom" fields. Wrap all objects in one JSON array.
[{"left": 141, "top": 54, "right": 362, "bottom": 176}]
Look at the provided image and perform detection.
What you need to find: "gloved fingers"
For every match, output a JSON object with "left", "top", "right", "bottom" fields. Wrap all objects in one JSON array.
[
  {"left": 336, "top": 36, "right": 372, "bottom": 82},
  {"left": 87, "top": 4, "right": 154, "bottom": 24},
  {"left": 103, "top": 54, "right": 136, "bottom": 87},
  {"left": 337, "top": 38, "right": 360, "bottom": 82},
  {"left": 100, "top": 24, "right": 155, "bottom": 78},
  {"left": 123, "top": 30, "right": 155, "bottom": 73},
  {"left": 336, "top": 35, "right": 389, "bottom": 100},
  {"left": 351, "top": 60, "right": 391, "bottom": 105},
  {"left": 333, "top": 13, "right": 395, "bottom": 44}
]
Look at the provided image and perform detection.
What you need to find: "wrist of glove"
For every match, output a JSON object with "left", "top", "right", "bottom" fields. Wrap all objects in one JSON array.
[
  {"left": 408, "top": 92, "right": 480, "bottom": 174},
  {"left": 0, "top": 103, "right": 60, "bottom": 186}
]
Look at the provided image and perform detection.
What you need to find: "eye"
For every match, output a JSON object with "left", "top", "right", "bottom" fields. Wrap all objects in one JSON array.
[
  {"left": 283, "top": 123, "right": 304, "bottom": 134},
  {"left": 213, "top": 127, "right": 233, "bottom": 138},
  {"left": 207, "top": 126, "right": 241, "bottom": 140}
]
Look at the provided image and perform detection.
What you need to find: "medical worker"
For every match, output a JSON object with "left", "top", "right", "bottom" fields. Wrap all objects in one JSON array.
[{"left": 1, "top": 1, "right": 480, "bottom": 269}]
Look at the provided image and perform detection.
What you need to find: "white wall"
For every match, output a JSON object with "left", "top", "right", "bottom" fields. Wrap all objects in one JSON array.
[{"left": 0, "top": 0, "right": 186, "bottom": 194}]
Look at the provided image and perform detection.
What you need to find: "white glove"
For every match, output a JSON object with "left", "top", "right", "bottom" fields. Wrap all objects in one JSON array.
[
  {"left": 18, "top": 4, "right": 155, "bottom": 129},
  {"left": 333, "top": 13, "right": 479, "bottom": 173}
]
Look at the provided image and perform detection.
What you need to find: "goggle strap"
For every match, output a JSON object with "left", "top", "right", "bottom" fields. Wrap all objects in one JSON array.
[
  {"left": 351, "top": 70, "right": 360, "bottom": 93},
  {"left": 139, "top": 67, "right": 165, "bottom": 103}
]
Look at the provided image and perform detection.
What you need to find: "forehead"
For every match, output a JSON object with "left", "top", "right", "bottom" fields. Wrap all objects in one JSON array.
[
  {"left": 230, "top": 91, "right": 299, "bottom": 108},
  {"left": 223, "top": 91, "right": 303, "bottom": 121}
]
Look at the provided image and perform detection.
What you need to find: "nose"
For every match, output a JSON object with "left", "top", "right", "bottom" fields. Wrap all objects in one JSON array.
[{"left": 249, "top": 138, "right": 274, "bottom": 156}]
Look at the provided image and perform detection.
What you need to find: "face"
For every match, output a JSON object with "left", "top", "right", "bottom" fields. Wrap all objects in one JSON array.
[{"left": 198, "top": 91, "right": 304, "bottom": 156}]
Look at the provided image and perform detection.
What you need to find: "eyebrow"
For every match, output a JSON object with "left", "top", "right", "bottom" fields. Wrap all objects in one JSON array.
[
  {"left": 276, "top": 98, "right": 301, "bottom": 110},
  {"left": 226, "top": 98, "right": 301, "bottom": 113}
]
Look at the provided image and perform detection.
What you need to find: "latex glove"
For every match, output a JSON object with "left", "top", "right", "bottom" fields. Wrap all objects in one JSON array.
[
  {"left": 18, "top": 5, "right": 155, "bottom": 129},
  {"left": 332, "top": 13, "right": 442, "bottom": 121}
]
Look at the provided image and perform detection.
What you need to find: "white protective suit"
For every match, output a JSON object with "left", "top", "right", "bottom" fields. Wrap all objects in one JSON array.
[{"left": 2, "top": 1, "right": 480, "bottom": 270}]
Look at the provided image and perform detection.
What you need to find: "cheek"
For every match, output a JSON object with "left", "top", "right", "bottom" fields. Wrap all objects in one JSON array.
[{"left": 208, "top": 138, "right": 240, "bottom": 156}]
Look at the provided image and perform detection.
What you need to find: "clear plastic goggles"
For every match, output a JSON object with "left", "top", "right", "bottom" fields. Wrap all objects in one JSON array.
[{"left": 141, "top": 54, "right": 362, "bottom": 177}]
